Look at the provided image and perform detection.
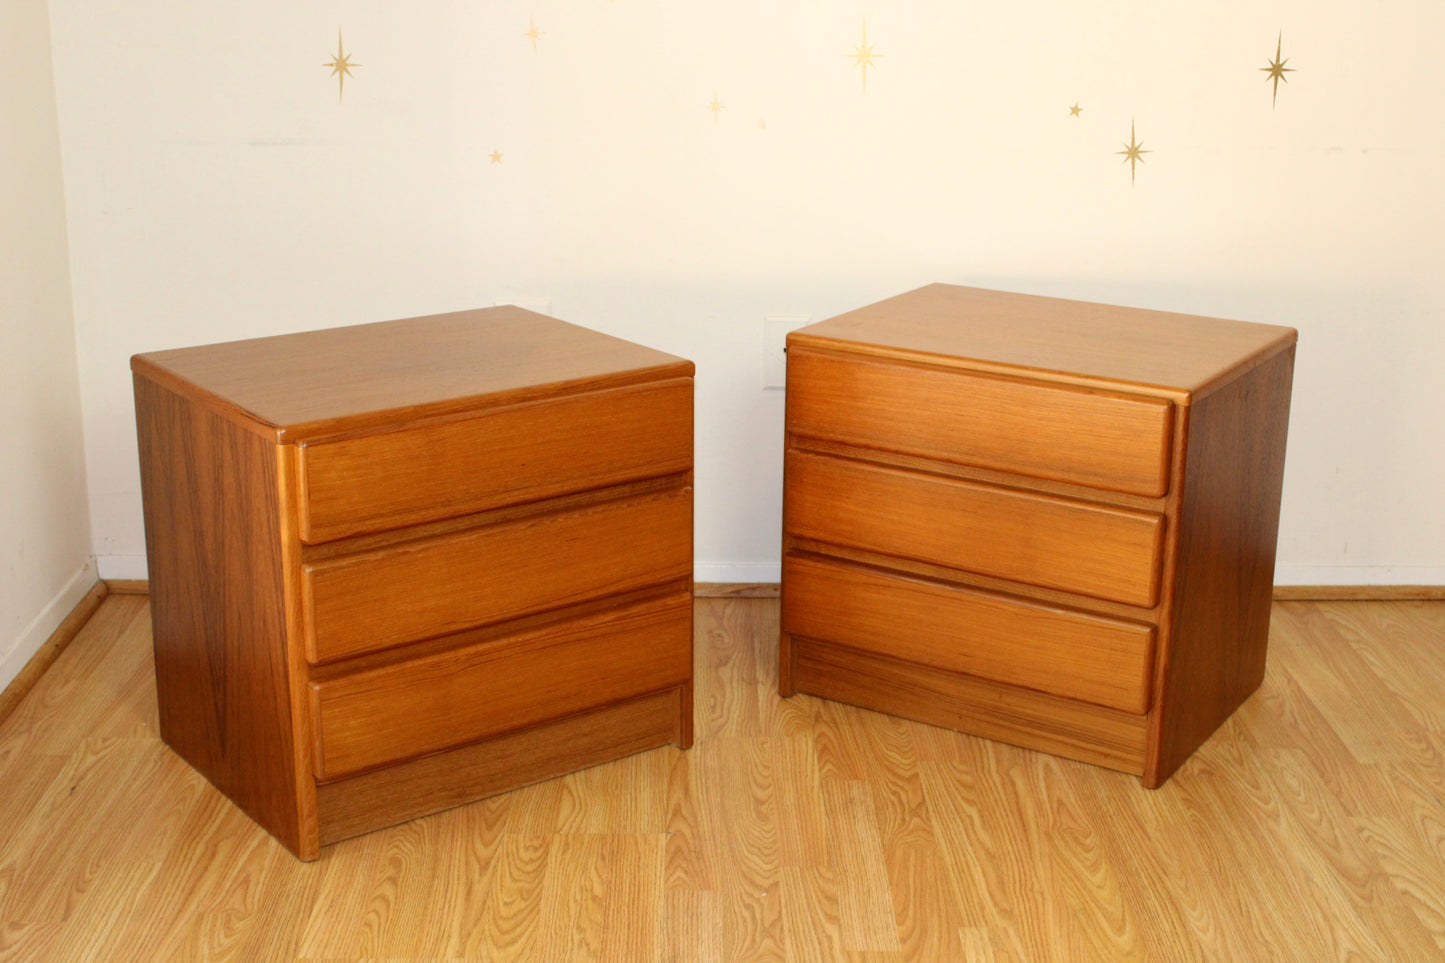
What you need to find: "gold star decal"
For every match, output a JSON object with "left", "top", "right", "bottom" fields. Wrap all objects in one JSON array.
[
  {"left": 524, "top": 16, "right": 543, "bottom": 51},
  {"left": 1069, "top": 103, "right": 1082, "bottom": 117},
  {"left": 1261, "top": 32, "right": 1294, "bottom": 107},
  {"left": 323, "top": 29, "right": 360, "bottom": 104},
  {"left": 848, "top": 19, "right": 882, "bottom": 93},
  {"left": 1117, "top": 119, "right": 1150, "bottom": 185},
  {"left": 707, "top": 91, "right": 725, "bottom": 124},
  {"left": 490, "top": 150, "right": 503, "bottom": 164}
]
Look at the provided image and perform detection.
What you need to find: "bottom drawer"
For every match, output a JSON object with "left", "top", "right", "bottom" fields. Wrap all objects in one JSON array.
[
  {"left": 793, "top": 637, "right": 1148, "bottom": 776},
  {"left": 783, "top": 554, "right": 1155, "bottom": 714},
  {"left": 310, "top": 591, "right": 692, "bottom": 780}
]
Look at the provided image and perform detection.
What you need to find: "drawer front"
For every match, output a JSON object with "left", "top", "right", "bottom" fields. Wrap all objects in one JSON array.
[
  {"left": 302, "top": 487, "right": 691, "bottom": 664},
  {"left": 297, "top": 378, "right": 692, "bottom": 543},
  {"left": 783, "top": 554, "right": 1155, "bottom": 714},
  {"left": 787, "top": 349, "right": 1173, "bottom": 498},
  {"left": 785, "top": 450, "right": 1164, "bottom": 607},
  {"left": 310, "top": 592, "right": 692, "bottom": 780}
]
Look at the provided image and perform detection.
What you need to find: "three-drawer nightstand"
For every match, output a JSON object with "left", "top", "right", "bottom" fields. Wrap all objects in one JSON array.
[
  {"left": 780, "top": 284, "right": 1296, "bottom": 786},
  {"left": 133, "top": 306, "right": 695, "bottom": 859}
]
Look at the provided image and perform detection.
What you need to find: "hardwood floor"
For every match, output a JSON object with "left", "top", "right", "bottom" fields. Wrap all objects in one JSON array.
[{"left": 1, "top": 596, "right": 1443, "bottom": 961}]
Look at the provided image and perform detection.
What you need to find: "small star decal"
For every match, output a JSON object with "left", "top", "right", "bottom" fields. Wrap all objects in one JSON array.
[
  {"left": 1261, "top": 32, "right": 1294, "bottom": 107},
  {"left": 1069, "top": 103, "right": 1082, "bottom": 117},
  {"left": 848, "top": 19, "right": 883, "bottom": 93},
  {"left": 524, "top": 16, "right": 543, "bottom": 52},
  {"left": 707, "top": 91, "right": 725, "bottom": 124},
  {"left": 490, "top": 150, "right": 503, "bottom": 164},
  {"left": 323, "top": 29, "right": 360, "bottom": 103},
  {"left": 1117, "top": 119, "right": 1150, "bottom": 185}
]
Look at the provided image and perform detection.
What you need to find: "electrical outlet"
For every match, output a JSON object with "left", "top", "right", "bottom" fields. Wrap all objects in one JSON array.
[{"left": 763, "top": 315, "right": 810, "bottom": 389}]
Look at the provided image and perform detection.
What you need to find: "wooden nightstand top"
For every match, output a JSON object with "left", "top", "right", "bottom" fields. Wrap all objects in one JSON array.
[
  {"left": 789, "top": 284, "right": 1297, "bottom": 403},
  {"left": 131, "top": 306, "right": 694, "bottom": 441}
]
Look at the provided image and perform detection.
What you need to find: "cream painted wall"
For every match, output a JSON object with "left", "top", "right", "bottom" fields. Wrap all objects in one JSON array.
[
  {"left": 47, "top": 0, "right": 1445, "bottom": 585},
  {"left": 1, "top": 0, "right": 95, "bottom": 694}
]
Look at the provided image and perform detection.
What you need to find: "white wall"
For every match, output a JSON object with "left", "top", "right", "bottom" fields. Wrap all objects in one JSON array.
[
  {"left": 47, "top": 0, "right": 1445, "bottom": 586},
  {"left": 1, "top": 0, "right": 95, "bottom": 694}
]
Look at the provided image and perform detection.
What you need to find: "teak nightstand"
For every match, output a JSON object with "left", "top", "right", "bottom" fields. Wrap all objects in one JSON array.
[
  {"left": 780, "top": 284, "right": 1296, "bottom": 786},
  {"left": 132, "top": 307, "right": 695, "bottom": 859}
]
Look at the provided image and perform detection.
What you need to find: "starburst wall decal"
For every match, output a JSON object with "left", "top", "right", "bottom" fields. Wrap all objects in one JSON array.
[
  {"left": 323, "top": 29, "right": 360, "bottom": 103},
  {"left": 1117, "top": 119, "right": 1150, "bottom": 185},
  {"left": 1261, "top": 32, "right": 1294, "bottom": 107},
  {"left": 849, "top": 19, "right": 882, "bottom": 93}
]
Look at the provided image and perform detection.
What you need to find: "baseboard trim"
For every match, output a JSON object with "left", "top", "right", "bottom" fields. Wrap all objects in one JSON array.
[
  {"left": 5, "top": 576, "right": 1430, "bottom": 729},
  {"left": 87, "top": 576, "right": 1445, "bottom": 603},
  {"left": 1272, "top": 584, "right": 1445, "bottom": 601},
  {"left": 691, "top": 583, "right": 1444, "bottom": 602},
  {"left": 103, "top": 579, "right": 151, "bottom": 596},
  {"left": 694, "top": 582, "right": 781, "bottom": 598},
  {"left": 98, "top": 578, "right": 792, "bottom": 600},
  {"left": 0, "top": 580, "right": 109, "bottom": 726}
]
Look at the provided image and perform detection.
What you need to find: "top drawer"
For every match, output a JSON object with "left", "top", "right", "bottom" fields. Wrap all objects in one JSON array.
[
  {"left": 295, "top": 379, "right": 692, "bottom": 543},
  {"left": 786, "top": 349, "right": 1173, "bottom": 498}
]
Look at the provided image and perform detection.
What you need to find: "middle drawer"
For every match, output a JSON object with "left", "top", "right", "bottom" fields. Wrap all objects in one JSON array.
[
  {"left": 785, "top": 450, "right": 1163, "bottom": 608},
  {"left": 301, "top": 486, "right": 692, "bottom": 664}
]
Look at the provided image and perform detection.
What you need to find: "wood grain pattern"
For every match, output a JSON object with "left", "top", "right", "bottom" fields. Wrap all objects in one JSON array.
[
  {"left": 794, "top": 635, "right": 1149, "bottom": 776},
  {"left": 0, "top": 581, "right": 106, "bottom": 727},
  {"left": 784, "top": 554, "right": 1156, "bottom": 714},
  {"left": 785, "top": 449, "right": 1164, "bottom": 607},
  {"left": 130, "top": 305, "right": 695, "bottom": 443},
  {"left": 133, "top": 311, "right": 695, "bottom": 858},
  {"left": 792, "top": 282, "right": 1298, "bottom": 400},
  {"left": 296, "top": 378, "right": 693, "bottom": 543},
  {"left": 787, "top": 347, "right": 1175, "bottom": 497},
  {"left": 5, "top": 595, "right": 1443, "bottom": 961},
  {"left": 133, "top": 373, "right": 306, "bottom": 856},
  {"left": 782, "top": 286, "right": 1296, "bottom": 787},
  {"left": 1147, "top": 346, "right": 1295, "bottom": 785},
  {"left": 316, "top": 688, "right": 684, "bottom": 845},
  {"left": 311, "top": 592, "right": 693, "bottom": 779},
  {"left": 302, "top": 486, "right": 692, "bottom": 662}
]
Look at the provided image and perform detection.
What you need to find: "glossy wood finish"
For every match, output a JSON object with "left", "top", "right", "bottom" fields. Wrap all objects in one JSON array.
[
  {"left": 134, "top": 375, "right": 312, "bottom": 856},
  {"left": 315, "top": 687, "right": 687, "bottom": 845},
  {"left": 311, "top": 592, "right": 693, "bottom": 779},
  {"left": 786, "top": 449, "right": 1164, "bottom": 607},
  {"left": 794, "top": 635, "right": 1149, "bottom": 775},
  {"left": 296, "top": 378, "right": 693, "bottom": 543},
  {"left": 787, "top": 348, "right": 1176, "bottom": 497},
  {"left": 1150, "top": 348, "right": 1295, "bottom": 781},
  {"left": 132, "top": 308, "right": 695, "bottom": 858},
  {"left": 782, "top": 284, "right": 1296, "bottom": 786},
  {"left": 792, "top": 282, "right": 1299, "bottom": 398},
  {"left": 4, "top": 595, "right": 1443, "bottom": 961},
  {"left": 130, "top": 305, "right": 693, "bottom": 442},
  {"left": 785, "top": 554, "right": 1156, "bottom": 714},
  {"left": 301, "top": 487, "right": 692, "bottom": 663}
]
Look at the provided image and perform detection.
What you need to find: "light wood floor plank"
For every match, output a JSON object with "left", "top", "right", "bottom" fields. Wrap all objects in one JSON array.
[{"left": 1, "top": 596, "right": 1443, "bottom": 960}]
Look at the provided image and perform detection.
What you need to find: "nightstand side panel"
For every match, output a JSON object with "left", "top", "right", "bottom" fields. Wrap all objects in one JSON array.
[
  {"left": 1148, "top": 345, "right": 1296, "bottom": 785},
  {"left": 133, "top": 374, "right": 303, "bottom": 854}
]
